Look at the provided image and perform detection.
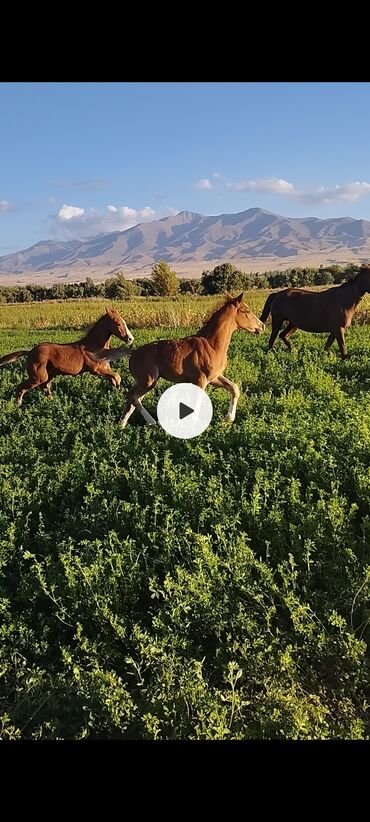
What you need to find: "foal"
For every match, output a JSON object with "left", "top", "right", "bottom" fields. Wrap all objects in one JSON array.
[
  {"left": 0, "top": 308, "right": 134, "bottom": 404},
  {"left": 260, "top": 265, "right": 370, "bottom": 358},
  {"left": 93, "top": 293, "right": 264, "bottom": 427}
]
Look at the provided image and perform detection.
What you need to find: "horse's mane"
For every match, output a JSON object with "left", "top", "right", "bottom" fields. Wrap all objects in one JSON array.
[
  {"left": 196, "top": 298, "right": 232, "bottom": 336},
  {"left": 82, "top": 312, "right": 108, "bottom": 338}
]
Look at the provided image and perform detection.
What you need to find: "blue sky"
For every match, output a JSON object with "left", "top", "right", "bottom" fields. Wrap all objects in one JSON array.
[{"left": 1, "top": 82, "right": 370, "bottom": 255}]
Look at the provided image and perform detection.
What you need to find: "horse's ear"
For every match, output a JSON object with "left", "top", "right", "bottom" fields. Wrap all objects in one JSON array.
[
  {"left": 224, "top": 290, "right": 234, "bottom": 301},
  {"left": 106, "top": 307, "right": 114, "bottom": 317},
  {"left": 234, "top": 292, "right": 244, "bottom": 306}
]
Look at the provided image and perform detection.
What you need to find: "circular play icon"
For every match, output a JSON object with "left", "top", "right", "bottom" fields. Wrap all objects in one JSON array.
[{"left": 157, "top": 383, "right": 213, "bottom": 439}]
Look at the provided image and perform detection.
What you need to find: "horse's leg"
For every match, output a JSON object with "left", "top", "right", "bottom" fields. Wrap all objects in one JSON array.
[
  {"left": 335, "top": 328, "right": 348, "bottom": 359},
  {"left": 279, "top": 322, "right": 297, "bottom": 351},
  {"left": 93, "top": 365, "right": 121, "bottom": 389},
  {"left": 210, "top": 375, "right": 240, "bottom": 422},
  {"left": 268, "top": 317, "right": 284, "bottom": 350},
  {"left": 16, "top": 376, "right": 43, "bottom": 405},
  {"left": 194, "top": 374, "right": 208, "bottom": 390},
  {"left": 40, "top": 377, "right": 53, "bottom": 398},
  {"left": 15, "top": 360, "right": 49, "bottom": 405},
  {"left": 324, "top": 332, "right": 335, "bottom": 353},
  {"left": 120, "top": 376, "right": 158, "bottom": 428},
  {"left": 119, "top": 398, "right": 136, "bottom": 428}
]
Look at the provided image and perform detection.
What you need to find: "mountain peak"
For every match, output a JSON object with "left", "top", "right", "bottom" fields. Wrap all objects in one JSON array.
[{"left": 176, "top": 210, "right": 201, "bottom": 220}]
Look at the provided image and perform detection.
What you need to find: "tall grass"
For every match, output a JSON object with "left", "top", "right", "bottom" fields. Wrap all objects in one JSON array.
[
  {"left": 0, "top": 292, "right": 269, "bottom": 331},
  {"left": 1, "top": 291, "right": 370, "bottom": 331}
]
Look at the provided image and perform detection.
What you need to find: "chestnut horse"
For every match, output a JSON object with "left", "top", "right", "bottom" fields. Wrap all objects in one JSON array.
[
  {"left": 0, "top": 308, "right": 134, "bottom": 404},
  {"left": 260, "top": 265, "right": 370, "bottom": 359},
  {"left": 93, "top": 293, "right": 264, "bottom": 427}
]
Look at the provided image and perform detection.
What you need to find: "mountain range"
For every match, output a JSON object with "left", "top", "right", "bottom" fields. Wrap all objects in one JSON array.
[{"left": 1, "top": 207, "right": 370, "bottom": 283}]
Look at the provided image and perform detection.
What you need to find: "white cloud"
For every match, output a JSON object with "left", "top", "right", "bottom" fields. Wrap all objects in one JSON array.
[
  {"left": 296, "top": 181, "right": 370, "bottom": 204},
  {"left": 0, "top": 200, "right": 15, "bottom": 213},
  {"left": 224, "top": 176, "right": 370, "bottom": 205},
  {"left": 58, "top": 204, "right": 85, "bottom": 221},
  {"left": 48, "top": 203, "right": 178, "bottom": 240},
  {"left": 194, "top": 178, "right": 213, "bottom": 190},
  {"left": 226, "top": 177, "right": 295, "bottom": 194},
  {"left": 107, "top": 205, "right": 155, "bottom": 220}
]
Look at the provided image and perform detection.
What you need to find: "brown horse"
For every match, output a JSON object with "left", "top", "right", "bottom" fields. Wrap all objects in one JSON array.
[
  {"left": 260, "top": 265, "right": 370, "bottom": 359},
  {"left": 92, "top": 293, "right": 264, "bottom": 427},
  {"left": 0, "top": 308, "right": 134, "bottom": 404}
]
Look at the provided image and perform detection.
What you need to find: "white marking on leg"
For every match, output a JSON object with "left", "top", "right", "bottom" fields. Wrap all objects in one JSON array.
[
  {"left": 226, "top": 394, "right": 238, "bottom": 422},
  {"left": 120, "top": 404, "right": 136, "bottom": 428},
  {"left": 211, "top": 376, "right": 240, "bottom": 423}
]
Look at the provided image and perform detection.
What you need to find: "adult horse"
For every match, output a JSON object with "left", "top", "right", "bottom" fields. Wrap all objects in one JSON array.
[
  {"left": 92, "top": 292, "right": 264, "bottom": 427},
  {"left": 260, "top": 265, "right": 370, "bottom": 359},
  {"left": 0, "top": 308, "right": 134, "bottom": 404}
]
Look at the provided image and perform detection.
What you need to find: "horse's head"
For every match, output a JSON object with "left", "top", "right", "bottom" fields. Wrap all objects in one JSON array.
[
  {"left": 225, "top": 292, "right": 265, "bottom": 334},
  {"left": 105, "top": 308, "right": 134, "bottom": 345}
]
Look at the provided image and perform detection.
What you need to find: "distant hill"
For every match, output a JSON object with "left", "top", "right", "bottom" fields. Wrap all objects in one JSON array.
[{"left": 1, "top": 207, "right": 370, "bottom": 283}]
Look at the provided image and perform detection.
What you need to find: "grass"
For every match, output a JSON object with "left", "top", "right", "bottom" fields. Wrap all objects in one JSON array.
[
  {"left": 0, "top": 308, "right": 370, "bottom": 739},
  {"left": 1, "top": 290, "right": 370, "bottom": 332}
]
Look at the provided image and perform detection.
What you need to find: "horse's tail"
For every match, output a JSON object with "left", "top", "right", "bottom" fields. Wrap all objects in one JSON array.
[
  {"left": 92, "top": 346, "right": 133, "bottom": 363},
  {"left": 0, "top": 350, "right": 30, "bottom": 367},
  {"left": 260, "top": 293, "right": 277, "bottom": 323}
]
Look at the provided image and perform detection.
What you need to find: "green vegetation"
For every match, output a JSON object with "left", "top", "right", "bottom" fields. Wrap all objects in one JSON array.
[
  {"left": 1, "top": 291, "right": 370, "bottom": 334},
  {"left": 0, "top": 303, "right": 370, "bottom": 739},
  {"left": 0, "top": 261, "right": 361, "bottom": 304}
]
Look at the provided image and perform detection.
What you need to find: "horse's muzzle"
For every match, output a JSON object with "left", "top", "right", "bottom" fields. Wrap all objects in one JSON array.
[{"left": 119, "top": 331, "right": 134, "bottom": 345}]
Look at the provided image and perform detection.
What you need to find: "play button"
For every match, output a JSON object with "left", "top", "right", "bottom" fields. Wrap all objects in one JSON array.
[
  {"left": 157, "top": 383, "right": 213, "bottom": 439},
  {"left": 179, "top": 402, "right": 194, "bottom": 420}
]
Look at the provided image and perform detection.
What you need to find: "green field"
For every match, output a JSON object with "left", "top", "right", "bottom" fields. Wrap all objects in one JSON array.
[{"left": 1, "top": 299, "right": 370, "bottom": 739}]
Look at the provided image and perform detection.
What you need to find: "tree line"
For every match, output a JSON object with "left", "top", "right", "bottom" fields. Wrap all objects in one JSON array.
[{"left": 0, "top": 260, "right": 361, "bottom": 303}]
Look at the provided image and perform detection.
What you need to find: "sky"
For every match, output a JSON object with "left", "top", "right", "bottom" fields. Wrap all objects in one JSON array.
[{"left": 1, "top": 81, "right": 370, "bottom": 255}]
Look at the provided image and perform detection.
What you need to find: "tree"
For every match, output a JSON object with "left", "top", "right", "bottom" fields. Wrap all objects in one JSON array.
[
  {"left": 83, "top": 276, "right": 103, "bottom": 298},
  {"left": 17, "top": 287, "right": 33, "bottom": 302},
  {"left": 135, "top": 277, "right": 156, "bottom": 296},
  {"left": 179, "top": 278, "right": 202, "bottom": 294},
  {"left": 267, "top": 271, "right": 291, "bottom": 289},
  {"left": 150, "top": 261, "right": 179, "bottom": 296},
  {"left": 314, "top": 269, "right": 334, "bottom": 286},
  {"left": 201, "top": 263, "right": 246, "bottom": 295},
  {"left": 105, "top": 274, "right": 140, "bottom": 299}
]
